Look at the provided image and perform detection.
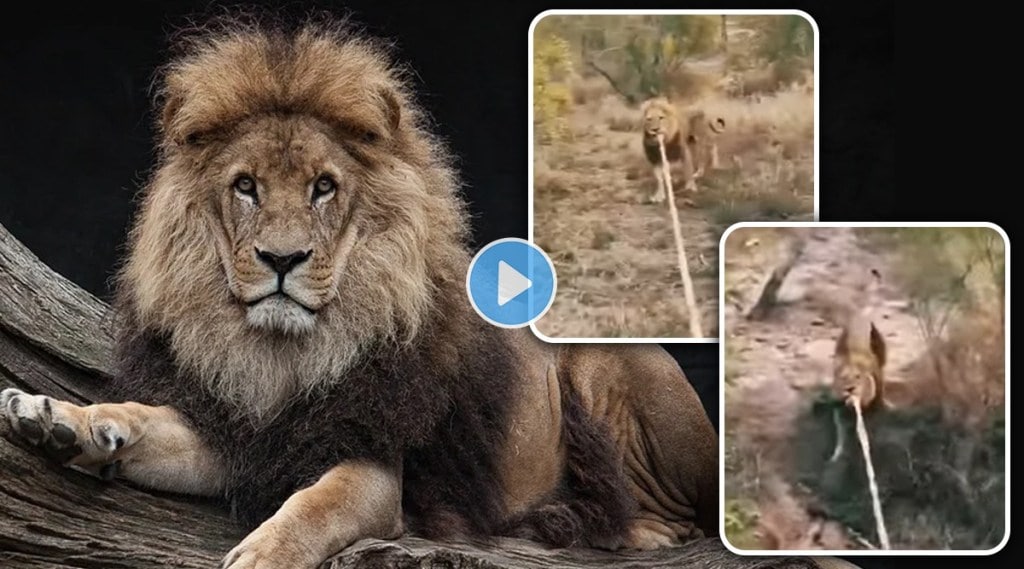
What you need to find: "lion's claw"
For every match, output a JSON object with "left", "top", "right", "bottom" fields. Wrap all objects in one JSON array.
[
  {"left": 221, "top": 521, "right": 319, "bottom": 569},
  {"left": 1, "top": 388, "right": 123, "bottom": 478}
]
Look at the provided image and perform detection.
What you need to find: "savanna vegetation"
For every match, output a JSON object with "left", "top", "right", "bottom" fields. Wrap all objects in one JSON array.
[{"left": 532, "top": 14, "right": 815, "bottom": 339}]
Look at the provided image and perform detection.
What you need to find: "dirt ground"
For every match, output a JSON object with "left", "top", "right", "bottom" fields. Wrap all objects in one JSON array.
[
  {"left": 721, "top": 226, "right": 1006, "bottom": 551},
  {"left": 531, "top": 33, "right": 814, "bottom": 339}
]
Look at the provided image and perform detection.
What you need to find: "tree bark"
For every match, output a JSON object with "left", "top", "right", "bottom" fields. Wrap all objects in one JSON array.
[
  {"left": 746, "top": 235, "right": 806, "bottom": 321},
  {"left": 0, "top": 221, "right": 828, "bottom": 568}
]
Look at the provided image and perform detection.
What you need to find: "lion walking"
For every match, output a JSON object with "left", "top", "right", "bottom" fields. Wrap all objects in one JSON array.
[{"left": 640, "top": 96, "right": 726, "bottom": 203}]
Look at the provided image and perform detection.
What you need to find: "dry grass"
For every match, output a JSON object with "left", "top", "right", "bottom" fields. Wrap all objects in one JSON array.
[
  {"left": 570, "top": 74, "right": 615, "bottom": 106},
  {"left": 533, "top": 66, "right": 814, "bottom": 339}
]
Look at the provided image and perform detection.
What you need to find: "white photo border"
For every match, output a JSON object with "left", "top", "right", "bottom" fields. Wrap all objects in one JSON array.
[
  {"left": 527, "top": 9, "right": 820, "bottom": 344},
  {"left": 717, "top": 221, "right": 1011, "bottom": 556}
]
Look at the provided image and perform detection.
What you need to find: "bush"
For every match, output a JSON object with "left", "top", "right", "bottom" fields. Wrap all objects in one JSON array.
[
  {"left": 623, "top": 16, "right": 721, "bottom": 100},
  {"left": 534, "top": 34, "right": 574, "bottom": 144},
  {"left": 758, "top": 15, "right": 814, "bottom": 62},
  {"left": 793, "top": 390, "right": 1005, "bottom": 550}
]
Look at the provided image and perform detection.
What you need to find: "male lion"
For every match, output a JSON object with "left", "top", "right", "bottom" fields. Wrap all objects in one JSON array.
[
  {"left": 0, "top": 17, "right": 718, "bottom": 568},
  {"left": 640, "top": 95, "right": 725, "bottom": 203},
  {"left": 833, "top": 309, "right": 888, "bottom": 413},
  {"left": 826, "top": 270, "right": 889, "bottom": 462}
]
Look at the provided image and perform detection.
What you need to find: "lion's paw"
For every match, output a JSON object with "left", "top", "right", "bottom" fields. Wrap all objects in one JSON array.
[
  {"left": 0, "top": 388, "right": 123, "bottom": 477},
  {"left": 221, "top": 522, "right": 320, "bottom": 569},
  {"left": 624, "top": 525, "right": 681, "bottom": 550}
]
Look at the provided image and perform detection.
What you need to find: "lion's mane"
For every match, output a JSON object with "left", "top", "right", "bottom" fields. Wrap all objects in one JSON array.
[
  {"left": 640, "top": 96, "right": 684, "bottom": 166},
  {"left": 115, "top": 14, "right": 470, "bottom": 419}
]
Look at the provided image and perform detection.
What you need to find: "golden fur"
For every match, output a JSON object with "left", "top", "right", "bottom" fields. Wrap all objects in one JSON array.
[
  {"left": 119, "top": 21, "right": 468, "bottom": 419},
  {"left": 639, "top": 96, "right": 725, "bottom": 202},
  {"left": 833, "top": 310, "right": 888, "bottom": 412}
]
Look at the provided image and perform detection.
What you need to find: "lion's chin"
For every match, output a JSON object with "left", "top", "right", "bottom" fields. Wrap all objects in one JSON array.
[{"left": 245, "top": 296, "right": 317, "bottom": 335}]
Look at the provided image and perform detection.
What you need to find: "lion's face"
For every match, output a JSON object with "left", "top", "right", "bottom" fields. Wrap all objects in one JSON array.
[
  {"left": 207, "top": 116, "right": 360, "bottom": 335},
  {"left": 833, "top": 360, "right": 877, "bottom": 408},
  {"left": 115, "top": 26, "right": 473, "bottom": 417},
  {"left": 641, "top": 98, "right": 678, "bottom": 140}
]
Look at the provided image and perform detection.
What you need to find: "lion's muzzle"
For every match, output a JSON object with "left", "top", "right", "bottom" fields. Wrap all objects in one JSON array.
[
  {"left": 255, "top": 247, "right": 312, "bottom": 278},
  {"left": 241, "top": 246, "right": 325, "bottom": 334}
]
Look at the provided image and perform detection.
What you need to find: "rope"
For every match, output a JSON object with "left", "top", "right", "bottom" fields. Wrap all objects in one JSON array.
[
  {"left": 656, "top": 134, "right": 703, "bottom": 338},
  {"left": 851, "top": 397, "right": 891, "bottom": 550}
]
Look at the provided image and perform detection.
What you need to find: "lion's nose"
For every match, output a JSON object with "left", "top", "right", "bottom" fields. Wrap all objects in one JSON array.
[{"left": 255, "top": 248, "right": 312, "bottom": 276}]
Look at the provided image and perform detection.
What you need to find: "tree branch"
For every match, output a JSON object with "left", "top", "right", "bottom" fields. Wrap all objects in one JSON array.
[
  {"left": 584, "top": 58, "right": 639, "bottom": 105},
  {"left": 0, "top": 223, "right": 113, "bottom": 377}
]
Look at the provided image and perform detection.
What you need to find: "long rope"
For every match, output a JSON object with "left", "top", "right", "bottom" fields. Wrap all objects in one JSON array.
[
  {"left": 851, "top": 397, "right": 891, "bottom": 550},
  {"left": 656, "top": 134, "right": 703, "bottom": 338}
]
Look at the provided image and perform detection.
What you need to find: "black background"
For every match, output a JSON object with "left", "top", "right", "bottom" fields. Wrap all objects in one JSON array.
[{"left": 0, "top": 1, "right": 1009, "bottom": 567}]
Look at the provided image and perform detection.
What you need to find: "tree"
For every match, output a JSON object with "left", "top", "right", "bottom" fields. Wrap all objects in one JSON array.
[{"left": 579, "top": 15, "right": 721, "bottom": 103}]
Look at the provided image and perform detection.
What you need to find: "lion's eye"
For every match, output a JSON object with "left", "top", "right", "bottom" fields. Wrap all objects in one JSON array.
[
  {"left": 233, "top": 175, "right": 257, "bottom": 203},
  {"left": 313, "top": 175, "right": 338, "bottom": 203}
]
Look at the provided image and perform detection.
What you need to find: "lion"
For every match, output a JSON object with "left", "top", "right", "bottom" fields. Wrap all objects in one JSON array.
[
  {"left": 827, "top": 305, "right": 890, "bottom": 460},
  {"left": 833, "top": 308, "right": 888, "bottom": 413},
  {"left": 0, "top": 16, "right": 719, "bottom": 569},
  {"left": 640, "top": 96, "right": 725, "bottom": 203},
  {"left": 825, "top": 269, "right": 889, "bottom": 462}
]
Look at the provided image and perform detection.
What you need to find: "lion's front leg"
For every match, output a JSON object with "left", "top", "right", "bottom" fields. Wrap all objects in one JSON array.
[
  {"left": 650, "top": 164, "right": 667, "bottom": 203},
  {"left": 0, "top": 387, "right": 224, "bottom": 495},
  {"left": 221, "top": 461, "right": 402, "bottom": 569}
]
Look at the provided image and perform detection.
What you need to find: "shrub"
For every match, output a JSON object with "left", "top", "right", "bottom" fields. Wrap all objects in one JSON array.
[{"left": 534, "top": 34, "right": 574, "bottom": 144}]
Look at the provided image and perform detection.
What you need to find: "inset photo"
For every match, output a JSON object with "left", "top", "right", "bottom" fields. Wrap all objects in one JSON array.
[
  {"left": 529, "top": 10, "right": 817, "bottom": 342},
  {"left": 720, "top": 222, "right": 1008, "bottom": 555}
]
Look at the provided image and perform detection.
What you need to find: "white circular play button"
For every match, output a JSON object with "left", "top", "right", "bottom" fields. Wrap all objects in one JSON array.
[{"left": 465, "top": 238, "right": 557, "bottom": 328}]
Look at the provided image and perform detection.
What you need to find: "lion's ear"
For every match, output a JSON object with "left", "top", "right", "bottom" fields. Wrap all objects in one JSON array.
[
  {"left": 159, "top": 93, "right": 212, "bottom": 147},
  {"left": 159, "top": 93, "right": 185, "bottom": 143},
  {"left": 869, "top": 323, "right": 887, "bottom": 367},
  {"left": 379, "top": 86, "right": 401, "bottom": 134}
]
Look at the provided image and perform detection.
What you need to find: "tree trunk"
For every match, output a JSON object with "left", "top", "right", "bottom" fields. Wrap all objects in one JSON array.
[
  {"left": 0, "top": 221, "right": 832, "bottom": 568},
  {"left": 746, "top": 235, "right": 806, "bottom": 321}
]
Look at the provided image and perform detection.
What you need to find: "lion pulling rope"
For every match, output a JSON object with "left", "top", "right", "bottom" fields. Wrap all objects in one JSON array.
[
  {"left": 850, "top": 395, "right": 891, "bottom": 550},
  {"left": 655, "top": 134, "right": 703, "bottom": 338}
]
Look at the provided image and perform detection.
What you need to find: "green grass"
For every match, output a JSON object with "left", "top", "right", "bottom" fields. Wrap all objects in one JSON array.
[{"left": 724, "top": 498, "right": 762, "bottom": 550}]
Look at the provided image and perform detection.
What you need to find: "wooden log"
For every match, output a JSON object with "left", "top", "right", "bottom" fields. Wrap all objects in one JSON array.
[
  {"left": 0, "top": 220, "right": 835, "bottom": 568},
  {"left": 0, "top": 223, "right": 113, "bottom": 377}
]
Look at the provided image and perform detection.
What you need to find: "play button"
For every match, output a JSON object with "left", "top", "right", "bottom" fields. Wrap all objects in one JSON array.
[
  {"left": 497, "top": 261, "right": 531, "bottom": 306},
  {"left": 466, "top": 238, "right": 557, "bottom": 328}
]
